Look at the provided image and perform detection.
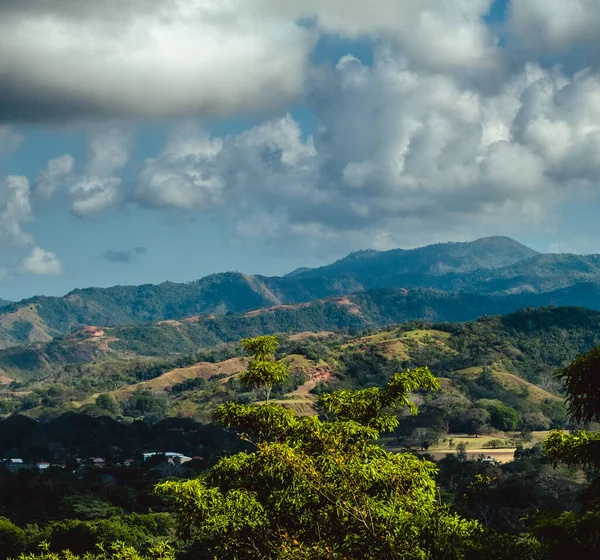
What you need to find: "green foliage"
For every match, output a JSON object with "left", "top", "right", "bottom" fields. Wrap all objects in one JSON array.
[
  {"left": 463, "top": 408, "right": 491, "bottom": 437},
  {"left": 36, "top": 514, "right": 175, "bottom": 557},
  {"left": 318, "top": 366, "right": 439, "bottom": 432},
  {"left": 478, "top": 401, "right": 520, "bottom": 432},
  {"left": 544, "top": 430, "right": 600, "bottom": 470},
  {"left": 156, "top": 365, "right": 492, "bottom": 558},
  {"left": 532, "top": 510, "right": 600, "bottom": 558},
  {"left": 122, "top": 393, "right": 167, "bottom": 420},
  {"left": 13, "top": 540, "right": 174, "bottom": 560},
  {"left": 0, "top": 516, "right": 25, "bottom": 560},
  {"left": 537, "top": 346, "right": 600, "bottom": 556},
  {"left": 238, "top": 336, "right": 288, "bottom": 402},
  {"left": 95, "top": 395, "right": 117, "bottom": 415},
  {"left": 556, "top": 345, "right": 600, "bottom": 424}
]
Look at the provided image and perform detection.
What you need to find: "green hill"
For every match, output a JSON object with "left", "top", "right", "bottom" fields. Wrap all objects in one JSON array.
[
  {"left": 2, "top": 283, "right": 600, "bottom": 381},
  {"left": 291, "top": 236, "right": 538, "bottom": 283},
  {"left": 3, "top": 236, "right": 600, "bottom": 349},
  {"left": 5, "top": 305, "right": 597, "bottom": 430}
]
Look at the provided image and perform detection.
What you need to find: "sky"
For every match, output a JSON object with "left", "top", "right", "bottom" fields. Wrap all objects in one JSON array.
[{"left": 2, "top": 0, "right": 600, "bottom": 301}]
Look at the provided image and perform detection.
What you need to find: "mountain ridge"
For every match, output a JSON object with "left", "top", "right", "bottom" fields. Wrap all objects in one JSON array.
[
  {"left": 3, "top": 283, "right": 600, "bottom": 376},
  {"left": 1, "top": 236, "right": 599, "bottom": 349}
]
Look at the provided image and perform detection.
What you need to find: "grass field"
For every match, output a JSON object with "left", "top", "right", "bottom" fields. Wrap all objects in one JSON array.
[{"left": 381, "top": 431, "right": 553, "bottom": 464}]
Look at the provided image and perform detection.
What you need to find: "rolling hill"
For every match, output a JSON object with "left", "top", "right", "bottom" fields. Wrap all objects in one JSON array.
[
  {"left": 2, "top": 280, "right": 600, "bottom": 380},
  {"left": 2, "top": 236, "right": 600, "bottom": 349},
  {"left": 5, "top": 305, "right": 597, "bottom": 429}
]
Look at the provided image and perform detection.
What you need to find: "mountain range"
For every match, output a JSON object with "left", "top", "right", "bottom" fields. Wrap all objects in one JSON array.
[{"left": 1, "top": 236, "right": 600, "bottom": 349}]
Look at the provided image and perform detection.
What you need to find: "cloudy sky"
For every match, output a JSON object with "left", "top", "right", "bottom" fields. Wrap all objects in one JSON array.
[{"left": 1, "top": 0, "right": 600, "bottom": 301}]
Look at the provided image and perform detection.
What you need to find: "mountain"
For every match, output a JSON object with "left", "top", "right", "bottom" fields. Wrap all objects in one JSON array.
[
  {"left": 0, "top": 237, "right": 538, "bottom": 347},
  {"left": 289, "top": 236, "right": 539, "bottom": 284},
  {"left": 2, "top": 236, "right": 600, "bottom": 350},
  {"left": 0, "top": 299, "right": 10, "bottom": 308},
  {"left": 450, "top": 254, "right": 600, "bottom": 294},
  {"left": 3, "top": 277, "right": 600, "bottom": 377}
]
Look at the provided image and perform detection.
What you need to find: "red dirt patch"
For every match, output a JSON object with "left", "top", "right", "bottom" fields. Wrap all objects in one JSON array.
[
  {"left": 244, "top": 302, "right": 312, "bottom": 317},
  {"left": 0, "top": 368, "right": 13, "bottom": 385},
  {"left": 182, "top": 315, "right": 204, "bottom": 323},
  {"left": 332, "top": 296, "right": 364, "bottom": 317},
  {"left": 81, "top": 326, "right": 105, "bottom": 337},
  {"left": 290, "top": 365, "right": 333, "bottom": 396}
]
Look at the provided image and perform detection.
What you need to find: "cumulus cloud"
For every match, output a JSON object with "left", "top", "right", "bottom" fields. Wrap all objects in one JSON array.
[
  {"left": 261, "top": 0, "right": 502, "bottom": 73},
  {"left": 133, "top": 50, "right": 600, "bottom": 249},
  {"left": 102, "top": 246, "right": 147, "bottom": 264},
  {"left": 22, "top": 246, "right": 63, "bottom": 275},
  {"left": 0, "top": 175, "right": 33, "bottom": 245},
  {"left": 508, "top": 0, "right": 600, "bottom": 57},
  {"left": 35, "top": 154, "right": 75, "bottom": 199},
  {"left": 68, "top": 126, "right": 130, "bottom": 215},
  {"left": 0, "top": 0, "right": 314, "bottom": 122}
]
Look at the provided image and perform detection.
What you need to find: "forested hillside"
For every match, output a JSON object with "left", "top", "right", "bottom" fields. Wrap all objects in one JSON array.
[
  {"left": 3, "top": 236, "right": 600, "bottom": 349},
  {"left": 0, "top": 306, "right": 597, "bottom": 430},
  {"left": 1, "top": 329, "right": 600, "bottom": 559}
]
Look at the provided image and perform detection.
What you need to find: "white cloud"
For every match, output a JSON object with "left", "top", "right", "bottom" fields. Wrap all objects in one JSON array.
[
  {"left": 136, "top": 127, "right": 224, "bottom": 209},
  {"left": 68, "top": 125, "right": 130, "bottom": 215},
  {"left": 132, "top": 49, "right": 600, "bottom": 250},
  {"left": 508, "top": 0, "right": 600, "bottom": 55},
  {"left": 35, "top": 154, "right": 75, "bottom": 199},
  {"left": 22, "top": 246, "right": 63, "bottom": 276},
  {"left": 70, "top": 177, "right": 120, "bottom": 216},
  {"left": 261, "top": 0, "right": 501, "bottom": 73},
  {"left": 0, "top": 175, "right": 33, "bottom": 245},
  {"left": 0, "top": 0, "right": 314, "bottom": 121}
]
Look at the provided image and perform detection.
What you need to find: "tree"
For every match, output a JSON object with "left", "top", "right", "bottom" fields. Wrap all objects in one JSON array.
[
  {"left": 483, "top": 402, "right": 519, "bottom": 432},
  {"left": 156, "top": 364, "right": 499, "bottom": 558},
  {"left": 465, "top": 408, "right": 491, "bottom": 437},
  {"left": 540, "top": 345, "right": 600, "bottom": 556},
  {"left": 14, "top": 541, "right": 173, "bottom": 560},
  {"left": 238, "top": 336, "right": 289, "bottom": 403},
  {"left": 0, "top": 516, "right": 25, "bottom": 560},
  {"left": 96, "top": 394, "right": 118, "bottom": 415}
]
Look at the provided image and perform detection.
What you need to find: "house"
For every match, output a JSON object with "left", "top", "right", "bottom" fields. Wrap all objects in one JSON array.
[
  {"left": 143, "top": 452, "right": 192, "bottom": 464},
  {"left": 482, "top": 456, "right": 498, "bottom": 465}
]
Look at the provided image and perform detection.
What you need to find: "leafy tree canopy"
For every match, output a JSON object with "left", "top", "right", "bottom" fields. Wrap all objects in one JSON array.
[{"left": 155, "top": 354, "right": 533, "bottom": 558}]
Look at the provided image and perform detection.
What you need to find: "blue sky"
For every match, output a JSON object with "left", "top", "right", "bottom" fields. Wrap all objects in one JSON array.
[{"left": 1, "top": 0, "right": 600, "bottom": 301}]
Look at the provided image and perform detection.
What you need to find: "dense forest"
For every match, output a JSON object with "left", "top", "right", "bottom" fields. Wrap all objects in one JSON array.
[{"left": 1, "top": 305, "right": 600, "bottom": 557}]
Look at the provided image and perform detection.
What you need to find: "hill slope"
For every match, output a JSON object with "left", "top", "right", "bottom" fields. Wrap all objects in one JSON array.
[
  {"left": 6, "top": 306, "right": 599, "bottom": 429},
  {"left": 3, "top": 236, "right": 600, "bottom": 349},
  {"left": 290, "top": 236, "right": 538, "bottom": 283},
  {"left": 2, "top": 280, "right": 600, "bottom": 378}
]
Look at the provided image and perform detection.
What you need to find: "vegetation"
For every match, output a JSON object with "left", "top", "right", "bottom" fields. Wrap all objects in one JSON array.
[
  {"left": 5, "top": 305, "right": 600, "bottom": 557},
  {"left": 238, "top": 336, "right": 289, "bottom": 402},
  {"left": 156, "top": 366, "right": 493, "bottom": 559},
  {"left": 2, "top": 236, "right": 600, "bottom": 349}
]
